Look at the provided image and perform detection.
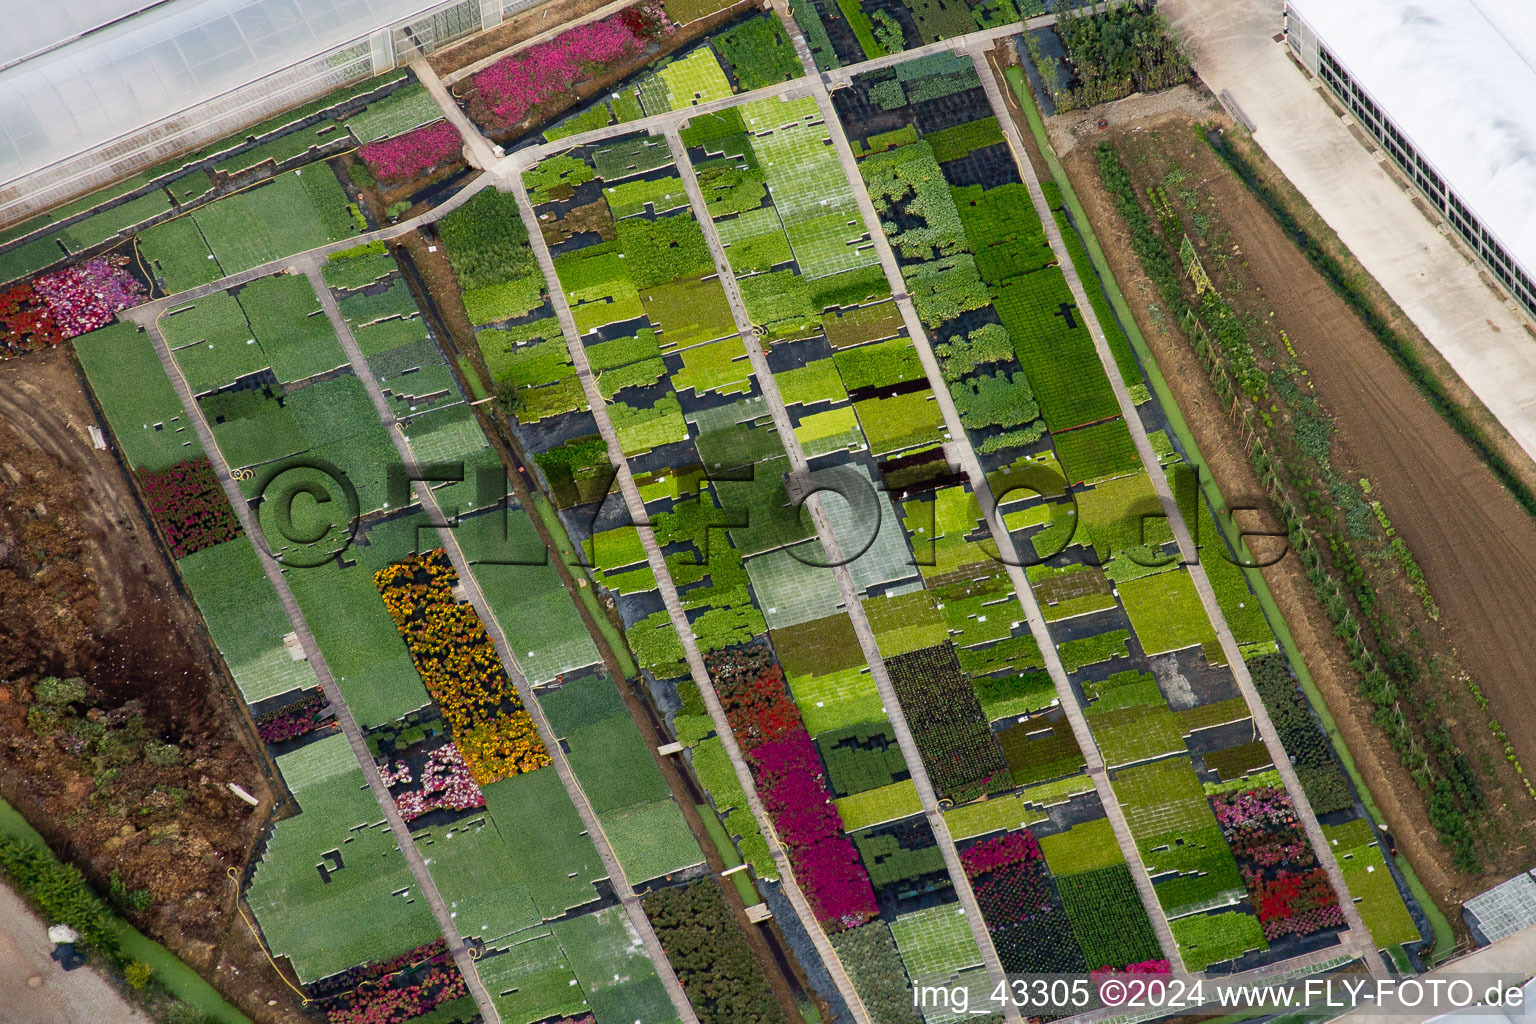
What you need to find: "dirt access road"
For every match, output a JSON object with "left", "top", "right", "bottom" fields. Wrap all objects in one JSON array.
[
  {"left": 0, "top": 880, "right": 141, "bottom": 1024},
  {"left": 1054, "top": 111, "right": 1536, "bottom": 908}
]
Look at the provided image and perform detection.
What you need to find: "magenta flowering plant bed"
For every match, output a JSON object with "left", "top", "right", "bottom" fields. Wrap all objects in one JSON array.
[
  {"left": 463, "top": 0, "right": 672, "bottom": 132},
  {"left": 380, "top": 739, "right": 487, "bottom": 822},
  {"left": 33, "top": 255, "right": 146, "bottom": 338},
  {"left": 748, "top": 724, "right": 879, "bottom": 929},
  {"left": 135, "top": 456, "right": 242, "bottom": 558},
  {"left": 359, "top": 120, "right": 465, "bottom": 186},
  {"left": 256, "top": 688, "right": 332, "bottom": 744},
  {"left": 1091, "top": 959, "right": 1172, "bottom": 979},
  {"left": 708, "top": 643, "right": 878, "bottom": 929}
]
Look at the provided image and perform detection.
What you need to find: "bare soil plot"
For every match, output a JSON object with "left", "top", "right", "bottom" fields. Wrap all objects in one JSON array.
[{"left": 0, "top": 348, "right": 300, "bottom": 1022}]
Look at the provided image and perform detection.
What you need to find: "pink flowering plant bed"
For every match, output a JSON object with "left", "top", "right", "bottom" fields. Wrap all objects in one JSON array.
[
  {"left": 380, "top": 739, "right": 486, "bottom": 822},
  {"left": 359, "top": 120, "right": 465, "bottom": 186},
  {"left": 306, "top": 939, "right": 470, "bottom": 1024},
  {"left": 136, "top": 456, "right": 242, "bottom": 558},
  {"left": 256, "top": 688, "right": 332, "bottom": 744},
  {"left": 464, "top": 0, "right": 673, "bottom": 133},
  {"left": 34, "top": 255, "right": 146, "bottom": 338}
]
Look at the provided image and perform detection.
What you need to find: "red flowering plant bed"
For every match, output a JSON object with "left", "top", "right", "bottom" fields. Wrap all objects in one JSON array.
[
  {"left": 961, "top": 830, "right": 1088, "bottom": 973},
  {"left": 359, "top": 120, "right": 464, "bottom": 186},
  {"left": 376, "top": 551, "right": 550, "bottom": 784},
  {"left": 463, "top": 0, "right": 672, "bottom": 133},
  {"left": 1212, "top": 784, "right": 1341, "bottom": 940},
  {"left": 136, "top": 457, "right": 242, "bottom": 558},
  {"left": 255, "top": 688, "right": 332, "bottom": 744},
  {"left": 707, "top": 645, "right": 878, "bottom": 929},
  {"left": 34, "top": 255, "right": 146, "bottom": 338},
  {"left": 711, "top": 643, "right": 799, "bottom": 748},
  {"left": 305, "top": 939, "right": 470, "bottom": 1024},
  {"left": 1247, "top": 867, "right": 1345, "bottom": 940},
  {"left": 0, "top": 281, "right": 64, "bottom": 358}
]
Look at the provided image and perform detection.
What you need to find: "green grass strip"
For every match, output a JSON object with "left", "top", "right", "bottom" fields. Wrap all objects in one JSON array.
[{"left": 532, "top": 493, "right": 638, "bottom": 679}]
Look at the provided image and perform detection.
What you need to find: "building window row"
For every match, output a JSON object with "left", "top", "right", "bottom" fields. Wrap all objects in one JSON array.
[{"left": 1314, "top": 42, "right": 1535, "bottom": 317}]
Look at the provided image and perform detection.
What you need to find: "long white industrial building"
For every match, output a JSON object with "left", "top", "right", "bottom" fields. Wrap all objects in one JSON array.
[{"left": 1284, "top": 0, "right": 1536, "bottom": 322}]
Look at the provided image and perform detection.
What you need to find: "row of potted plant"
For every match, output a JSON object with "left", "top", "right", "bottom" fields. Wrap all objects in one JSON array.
[{"left": 136, "top": 457, "right": 242, "bottom": 558}]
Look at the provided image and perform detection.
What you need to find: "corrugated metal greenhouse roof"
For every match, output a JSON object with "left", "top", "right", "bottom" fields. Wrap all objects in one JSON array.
[
  {"left": 1288, "top": 0, "right": 1536, "bottom": 279},
  {"left": 0, "top": 0, "right": 446, "bottom": 187}
]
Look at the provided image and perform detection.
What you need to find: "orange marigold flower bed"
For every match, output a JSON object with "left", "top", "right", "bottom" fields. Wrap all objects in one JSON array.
[{"left": 375, "top": 550, "right": 550, "bottom": 784}]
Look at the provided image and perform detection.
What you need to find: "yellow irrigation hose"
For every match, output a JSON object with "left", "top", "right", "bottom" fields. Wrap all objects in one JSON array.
[
  {"left": 226, "top": 866, "right": 451, "bottom": 1006},
  {"left": 226, "top": 867, "right": 311, "bottom": 1006}
]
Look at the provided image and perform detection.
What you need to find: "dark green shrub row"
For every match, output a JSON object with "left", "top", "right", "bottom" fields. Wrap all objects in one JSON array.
[
  {"left": 643, "top": 879, "right": 787, "bottom": 1024},
  {"left": 829, "top": 922, "right": 923, "bottom": 1024}
]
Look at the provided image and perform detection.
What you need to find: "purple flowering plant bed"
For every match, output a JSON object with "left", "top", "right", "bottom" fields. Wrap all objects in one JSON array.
[
  {"left": 34, "top": 255, "right": 146, "bottom": 338},
  {"left": 359, "top": 120, "right": 465, "bottom": 186},
  {"left": 463, "top": 0, "right": 672, "bottom": 133},
  {"left": 1211, "top": 785, "right": 1315, "bottom": 868},
  {"left": 136, "top": 456, "right": 242, "bottom": 558}
]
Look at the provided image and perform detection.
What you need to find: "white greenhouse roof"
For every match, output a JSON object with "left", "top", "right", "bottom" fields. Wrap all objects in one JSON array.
[
  {"left": 0, "top": 0, "right": 447, "bottom": 186},
  {"left": 1288, "top": 0, "right": 1536, "bottom": 279}
]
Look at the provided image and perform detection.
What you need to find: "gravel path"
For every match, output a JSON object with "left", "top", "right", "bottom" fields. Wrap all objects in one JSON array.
[{"left": 0, "top": 880, "right": 143, "bottom": 1024}]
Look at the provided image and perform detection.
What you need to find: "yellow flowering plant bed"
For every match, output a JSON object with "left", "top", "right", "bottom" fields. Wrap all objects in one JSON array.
[{"left": 375, "top": 550, "right": 550, "bottom": 783}]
